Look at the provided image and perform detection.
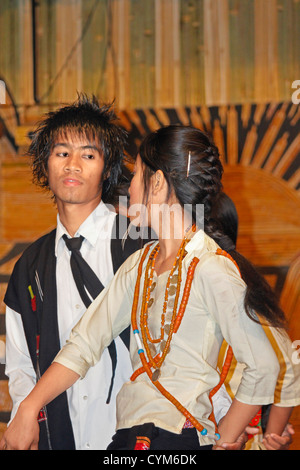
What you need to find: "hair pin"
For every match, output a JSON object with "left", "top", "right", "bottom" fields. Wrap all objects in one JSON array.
[{"left": 186, "top": 151, "right": 191, "bottom": 178}]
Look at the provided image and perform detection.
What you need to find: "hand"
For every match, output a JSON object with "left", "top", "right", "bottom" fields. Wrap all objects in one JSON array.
[
  {"left": 0, "top": 402, "right": 40, "bottom": 450},
  {"left": 263, "top": 424, "right": 294, "bottom": 450},
  {"left": 213, "top": 426, "right": 259, "bottom": 450}
]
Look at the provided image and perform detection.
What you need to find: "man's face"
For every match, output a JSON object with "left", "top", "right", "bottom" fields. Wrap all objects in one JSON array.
[{"left": 47, "top": 133, "right": 105, "bottom": 209}]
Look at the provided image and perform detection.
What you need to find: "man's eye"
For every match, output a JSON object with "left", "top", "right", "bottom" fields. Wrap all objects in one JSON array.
[
  {"left": 83, "top": 154, "right": 95, "bottom": 159},
  {"left": 57, "top": 152, "right": 68, "bottom": 157}
]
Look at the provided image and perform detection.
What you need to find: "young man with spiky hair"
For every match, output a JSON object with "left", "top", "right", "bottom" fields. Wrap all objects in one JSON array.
[{"left": 4, "top": 95, "right": 139, "bottom": 450}]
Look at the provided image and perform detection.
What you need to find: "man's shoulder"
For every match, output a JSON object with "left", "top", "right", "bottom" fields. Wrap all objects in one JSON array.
[
  {"left": 5, "top": 229, "right": 57, "bottom": 311},
  {"left": 15, "top": 229, "right": 56, "bottom": 265}
]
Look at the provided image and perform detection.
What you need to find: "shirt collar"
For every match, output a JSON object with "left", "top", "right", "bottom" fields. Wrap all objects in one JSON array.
[
  {"left": 55, "top": 201, "right": 116, "bottom": 257},
  {"left": 184, "top": 229, "right": 219, "bottom": 258}
]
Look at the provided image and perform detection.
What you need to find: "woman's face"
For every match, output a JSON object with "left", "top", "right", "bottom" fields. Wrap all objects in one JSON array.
[
  {"left": 128, "top": 154, "right": 144, "bottom": 207},
  {"left": 128, "top": 154, "right": 148, "bottom": 226}
]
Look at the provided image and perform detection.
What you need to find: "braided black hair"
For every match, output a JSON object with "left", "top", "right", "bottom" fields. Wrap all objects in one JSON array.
[{"left": 139, "top": 125, "right": 286, "bottom": 329}]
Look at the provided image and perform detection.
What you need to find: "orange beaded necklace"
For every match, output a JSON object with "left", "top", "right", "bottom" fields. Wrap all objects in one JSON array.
[
  {"left": 130, "top": 230, "right": 239, "bottom": 441},
  {"left": 131, "top": 226, "right": 219, "bottom": 438},
  {"left": 139, "top": 229, "right": 191, "bottom": 375}
]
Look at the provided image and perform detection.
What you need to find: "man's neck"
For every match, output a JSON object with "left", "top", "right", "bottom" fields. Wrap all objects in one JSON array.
[{"left": 57, "top": 199, "right": 102, "bottom": 237}]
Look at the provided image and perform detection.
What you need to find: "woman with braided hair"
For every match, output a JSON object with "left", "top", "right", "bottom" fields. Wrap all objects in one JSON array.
[{"left": 1, "top": 125, "right": 300, "bottom": 451}]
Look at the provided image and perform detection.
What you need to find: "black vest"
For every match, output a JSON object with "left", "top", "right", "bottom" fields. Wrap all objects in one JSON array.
[{"left": 4, "top": 215, "right": 145, "bottom": 449}]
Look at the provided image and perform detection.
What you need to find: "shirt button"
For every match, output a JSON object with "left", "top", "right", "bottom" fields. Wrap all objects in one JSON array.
[
  {"left": 83, "top": 395, "right": 88, "bottom": 400},
  {"left": 85, "top": 443, "right": 90, "bottom": 449},
  {"left": 75, "top": 304, "right": 81, "bottom": 309}
]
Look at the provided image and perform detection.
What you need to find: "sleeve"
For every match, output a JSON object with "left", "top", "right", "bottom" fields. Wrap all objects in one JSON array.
[
  {"left": 256, "top": 324, "right": 300, "bottom": 407},
  {"left": 5, "top": 306, "right": 37, "bottom": 422},
  {"left": 196, "top": 253, "right": 300, "bottom": 407},
  {"left": 4, "top": 259, "right": 22, "bottom": 313},
  {"left": 53, "top": 250, "right": 140, "bottom": 378}
]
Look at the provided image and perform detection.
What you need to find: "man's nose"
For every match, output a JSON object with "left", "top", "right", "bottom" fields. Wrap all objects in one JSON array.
[{"left": 64, "top": 154, "right": 82, "bottom": 172}]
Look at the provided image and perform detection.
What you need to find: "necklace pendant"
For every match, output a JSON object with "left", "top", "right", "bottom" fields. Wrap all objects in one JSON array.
[
  {"left": 148, "top": 343, "right": 157, "bottom": 356},
  {"left": 165, "top": 311, "right": 173, "bottom": 322},
  {"left": 160, "top": 340, "right": 170, "bottom": 355},
  {"left": 164, "top": 323, "right": 171, "bottom": 335},
  {"left": 150, "top": 282, "right": 156, "bottom": 292},
  {"left": 152, "top": 368, "right": 161, "bottom": 382},
  {"left": 168, "top": 285, "right": 177, "bottom": 296},
  {"left": 170, "top": 274, "right": 178, "bottom": 284}
]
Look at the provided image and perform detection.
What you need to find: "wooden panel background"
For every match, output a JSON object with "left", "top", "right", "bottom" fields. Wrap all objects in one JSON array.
[
  {"left": 0, "top": 0, "right": 299, "bottom": 115},
  {"left": 0, "top": 0, "right": 299, "bottom": 450}
]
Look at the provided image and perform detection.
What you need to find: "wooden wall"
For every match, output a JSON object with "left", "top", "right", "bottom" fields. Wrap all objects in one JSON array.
[{"left": 0, "top": 0, "right": 300, "bottom": 115}]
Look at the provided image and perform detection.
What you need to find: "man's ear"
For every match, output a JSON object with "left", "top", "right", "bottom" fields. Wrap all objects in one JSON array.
[{"left": 102, "top": 166, "right": 110, "bottom": 180}]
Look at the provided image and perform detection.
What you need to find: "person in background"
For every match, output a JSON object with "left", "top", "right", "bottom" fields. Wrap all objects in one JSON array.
[{"left": 211, "top": 191, "right": 295, "bottom": 451}]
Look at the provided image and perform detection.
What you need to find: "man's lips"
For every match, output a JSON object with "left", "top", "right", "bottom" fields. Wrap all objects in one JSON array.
[{"left": 62, "top": 178, "right": 82, "bottom": 186}]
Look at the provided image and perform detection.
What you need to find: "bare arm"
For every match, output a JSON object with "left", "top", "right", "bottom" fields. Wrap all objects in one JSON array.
[
  {"left": 0, "top": 363, "right": 79, "bottom": 450},
  {"left": 264, "top": 405, "right": 293, "bottom": 436},
  {"left": 215, "top": 401, "right": 293, "bottom": 450},
  {"left": 214, "top": 398, "right": 261, "bottom": 448}
]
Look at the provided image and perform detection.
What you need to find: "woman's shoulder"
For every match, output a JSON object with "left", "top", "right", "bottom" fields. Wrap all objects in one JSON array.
[{"left": 194, "top": 235, "right": 243, "bottom": 284}]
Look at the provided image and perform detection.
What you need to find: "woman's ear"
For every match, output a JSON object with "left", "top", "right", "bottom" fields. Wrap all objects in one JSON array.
[{"left": 151, "top": 170, "right": 165, "bottom": 195}]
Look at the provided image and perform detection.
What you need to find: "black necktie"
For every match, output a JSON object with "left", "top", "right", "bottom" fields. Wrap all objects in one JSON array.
[
  {"left": 63, "top": 234, "right": 104, "bottom": 308},
  {"left": 63, "top": 234, "right": 117, "bottom": 403}
]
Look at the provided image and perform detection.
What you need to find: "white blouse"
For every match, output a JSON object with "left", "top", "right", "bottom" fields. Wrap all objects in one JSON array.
[{"left": 54, "top": 230, "right": 300, "bottom": 446}]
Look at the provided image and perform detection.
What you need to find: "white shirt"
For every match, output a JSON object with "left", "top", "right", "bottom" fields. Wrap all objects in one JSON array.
[
  {"left": 5, "top": 201, "right": 133, "bottom": 450},
  {"left": 54, "top": 230, "right": 300, "bottom": 446},
  {"left": 0, "top": 340, "right": 5, "bottom": 364}
]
